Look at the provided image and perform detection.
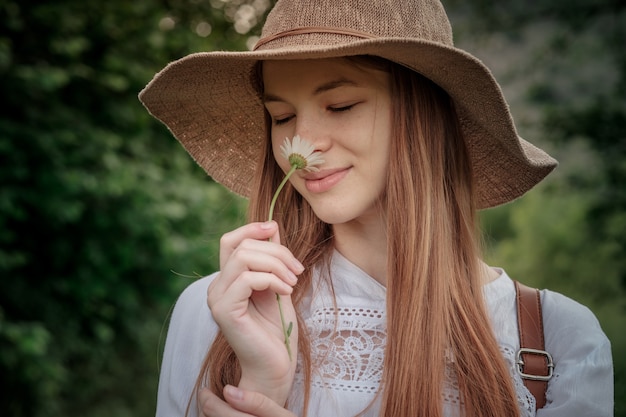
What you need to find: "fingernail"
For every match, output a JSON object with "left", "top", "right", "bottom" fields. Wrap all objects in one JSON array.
[
  {"left": 293, "top": 259, "right": 305, "bottom": 274},
  {"left": 288, "top": 270, "right": 298, "bottom": 284},
  {"left": 224, "top": 384, "right": 243, "bottom": 401},
  {"left": 260, "top": 221, "right": 274, "bottom": 230}
]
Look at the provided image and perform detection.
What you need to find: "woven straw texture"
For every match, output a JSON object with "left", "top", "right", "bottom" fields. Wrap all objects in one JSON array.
[{"left": 139, "top": 0, "right": 557, "bottom": 208}]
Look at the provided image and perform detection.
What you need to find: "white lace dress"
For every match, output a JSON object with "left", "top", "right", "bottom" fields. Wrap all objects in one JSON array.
[{"left": 156, "top": 251, "right": 613, "bottom": 417}]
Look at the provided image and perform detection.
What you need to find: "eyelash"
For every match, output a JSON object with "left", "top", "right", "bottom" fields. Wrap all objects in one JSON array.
[
  {"left": 273, "top": 115, "right": 293, "bottom": 126},
  {"left": 329, "top": 104, "right": 356, "bottom": 113},
  {"left": 272, "top": 104, "right": 357, "bottom": 126}
]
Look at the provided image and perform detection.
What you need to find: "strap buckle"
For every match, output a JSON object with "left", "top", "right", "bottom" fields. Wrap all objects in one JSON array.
[{"left": 516, "top": 348, "right": 554, "bottom": 381}]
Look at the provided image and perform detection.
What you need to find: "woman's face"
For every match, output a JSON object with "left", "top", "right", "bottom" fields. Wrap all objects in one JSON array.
[{"left": 263, "top": 58, "right": 392, "bottom": 226}]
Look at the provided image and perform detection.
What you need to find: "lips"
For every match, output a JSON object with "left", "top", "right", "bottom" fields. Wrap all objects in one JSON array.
[{"left": 303, "top": 167, "right": 351, "bottom": 193}]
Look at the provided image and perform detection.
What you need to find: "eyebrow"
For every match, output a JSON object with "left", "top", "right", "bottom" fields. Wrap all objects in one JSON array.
[{"left": 263, "top": 78, "right": 359, "bottom": 103}]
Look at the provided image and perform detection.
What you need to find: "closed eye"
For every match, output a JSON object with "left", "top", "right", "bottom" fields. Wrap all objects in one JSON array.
[
  {"left": 328, "top": 102, "right": 359, "bottom": 113},
  {"left": 273, "top": 115, "right": 294, "bottom": 126}
]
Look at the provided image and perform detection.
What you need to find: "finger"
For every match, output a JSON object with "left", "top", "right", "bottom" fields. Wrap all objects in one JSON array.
[
  {"left": 223, "top": 385, "right": 297, "bottom": 417},
  {"left": 209, "top": 270, "right": 294, "bottom": 322},
  {"left": 226, "top": 231, "right": 302, "bottom": 275},
  {"left": 219, "top": 222, "right": 282, "bottom": 268},
  {"left": 199, "top": 388, "right": 251, "bottom": 417},
  {"left": 229, "top": 271, "right": 295, "bottom": 298},
  {"left": 209, "top": 243, "right": 300, "bottom": 303}
]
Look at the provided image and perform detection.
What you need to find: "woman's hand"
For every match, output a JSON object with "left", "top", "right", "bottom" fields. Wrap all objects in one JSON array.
[
  {"left": 207, "top": 221, "right": 302, "bottom": 404},
  {"left": 199, "top": 386, "right": 297, "bottom": 417}
]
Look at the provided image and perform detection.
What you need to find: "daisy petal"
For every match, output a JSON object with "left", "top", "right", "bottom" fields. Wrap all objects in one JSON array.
[{"left": 281, "top": 135, "right": 325, "bottom": 171}]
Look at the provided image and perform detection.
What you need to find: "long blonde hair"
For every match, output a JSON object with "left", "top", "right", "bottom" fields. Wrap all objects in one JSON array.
[{"left": 192, "top": 57, "right": 520, "bottom": 417}]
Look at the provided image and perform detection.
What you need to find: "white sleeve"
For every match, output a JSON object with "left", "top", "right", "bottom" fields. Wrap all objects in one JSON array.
[
  {"left": 156, "top": 273, "right": 220, "bottom": 417},
  {"left": 537, "top": 290, "right": 614, "bottom": 417}
]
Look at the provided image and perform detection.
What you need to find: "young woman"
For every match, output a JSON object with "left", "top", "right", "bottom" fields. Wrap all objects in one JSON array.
[{"left": 139, "top": 1, "right": 613, "bottom": 416}]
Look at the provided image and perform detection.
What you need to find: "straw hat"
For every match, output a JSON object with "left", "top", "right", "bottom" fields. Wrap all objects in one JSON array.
[{"left": 139, "top": 0, "right": 557, "bottom": 209}]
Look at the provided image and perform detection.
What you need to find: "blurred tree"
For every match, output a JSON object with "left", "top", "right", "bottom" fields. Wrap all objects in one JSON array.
[
  {"left": 0, "top": 0, "right": 272, "bottom": 415},
  {"left": 2, "top": 0, "right": 623, "bottom": 415},
  {"left": 447, "top": 0, "right": 626, "bottom": 414}
]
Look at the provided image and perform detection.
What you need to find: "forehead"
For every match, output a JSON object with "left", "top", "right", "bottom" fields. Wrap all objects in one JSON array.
[{"left": 261, "top": 57, "right": 390, "bottom": 96}]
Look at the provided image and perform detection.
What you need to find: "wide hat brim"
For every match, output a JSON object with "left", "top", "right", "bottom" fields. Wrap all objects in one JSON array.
[{"left": 140, "top": 36, "right": 557, "bottom": 209}]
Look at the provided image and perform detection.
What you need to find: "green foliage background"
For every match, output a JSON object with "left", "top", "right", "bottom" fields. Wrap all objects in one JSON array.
[{"left": 0, "top": 0, "right": 623, "bottom": 416}]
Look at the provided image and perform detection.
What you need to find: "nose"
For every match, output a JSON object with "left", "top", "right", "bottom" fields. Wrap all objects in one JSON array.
[{"left": 295, "top": 112, "right": 331, "bottom": 153}]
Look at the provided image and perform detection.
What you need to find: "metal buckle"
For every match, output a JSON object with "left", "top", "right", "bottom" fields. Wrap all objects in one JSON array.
[{"left": 516, "top": 348, "right": 554, "bottom": 381}]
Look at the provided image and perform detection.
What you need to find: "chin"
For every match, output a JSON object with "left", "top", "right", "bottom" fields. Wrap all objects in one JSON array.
[
  {"left": 310, "top": 202, "right": 379, "bottom": 226},
  {"left": 302, "top": 191, "right": 384, "bottom": 225},
  {"left": 311, "top": 211, "right": 351, "bottom": 225},
  {"left": 307, "top": 203, "right": 351, "bottom": 225}
]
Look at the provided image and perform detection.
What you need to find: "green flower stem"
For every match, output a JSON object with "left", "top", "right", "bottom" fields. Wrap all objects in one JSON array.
[
  {"left": 269, "top": 165, "right": 297, "bottom": 222},
  {"left": 268, "top": 164, "right": 298, "bottom": 361},
  {"left": 276, "top": 293, "right": 292, "bottom": 361}
]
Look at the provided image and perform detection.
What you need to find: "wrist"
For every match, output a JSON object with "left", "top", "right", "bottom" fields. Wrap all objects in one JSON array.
[{"left": 238, "top": 368, "right": 295, "bottom": 406}]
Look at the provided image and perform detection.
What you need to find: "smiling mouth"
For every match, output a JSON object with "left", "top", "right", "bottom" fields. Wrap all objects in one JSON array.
[{"left": 304, "top": 167, "right": 351, "bottom": 193}]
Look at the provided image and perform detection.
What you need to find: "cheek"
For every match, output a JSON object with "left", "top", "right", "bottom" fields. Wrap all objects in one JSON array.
[
  {"left": 372, "top": 158, "right": 390, "bottom": 194},
  {"left": 369, "top": 117, "right": 392, "bottom": 175},
  {"left": 368, "top": 137, "right": 391, "bottom": 195}
]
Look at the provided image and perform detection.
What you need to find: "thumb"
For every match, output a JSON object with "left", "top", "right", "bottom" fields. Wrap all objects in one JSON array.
[
  {"left": 263, "top": 220, "right": 281, "bottom": 245},
  {"left": 223, "top": 385, "right": 295, "bottom": 417}
]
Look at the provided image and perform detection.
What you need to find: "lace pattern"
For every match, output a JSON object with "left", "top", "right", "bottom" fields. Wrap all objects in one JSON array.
[
  {"left": 296, "top": 305, "right": 540, "bottom": 416},
  {"left": 501, "top": 345, "right": 536, "bottom": 415},
  {"left": 299, "top": 306, "right": 385, "bottom": 395}
]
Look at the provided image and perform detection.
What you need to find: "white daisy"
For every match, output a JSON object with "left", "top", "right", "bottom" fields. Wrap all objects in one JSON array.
[
  {"left": 279, "top": 135, "right": 325, "bottom": 172},
  {"left": 269, "top": 135, "right": 324, "bottom": 361}
]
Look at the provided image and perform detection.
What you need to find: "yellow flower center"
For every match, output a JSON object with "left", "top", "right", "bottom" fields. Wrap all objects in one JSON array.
[{"left": 288, "top": 153, "right": 308, "bottom": 170}]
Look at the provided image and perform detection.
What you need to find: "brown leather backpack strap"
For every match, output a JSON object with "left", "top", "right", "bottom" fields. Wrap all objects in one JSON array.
[{"left": 514, "top": 280, "right": 554, "bottom": 410}]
